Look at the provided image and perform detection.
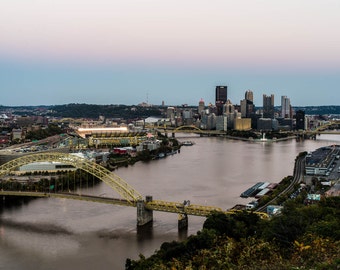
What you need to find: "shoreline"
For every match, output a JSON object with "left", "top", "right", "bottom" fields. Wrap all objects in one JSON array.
[{"left": 224, "top": 135, "right": 297, "bottom": 142}]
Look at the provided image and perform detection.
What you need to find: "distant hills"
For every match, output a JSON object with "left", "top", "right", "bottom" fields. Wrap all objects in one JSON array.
[
  {"left": 291, "top": 105, "right": 340, "bottom": 116},
  {"left": 0, "top": 104, "right": 339, "bottom": 118}
]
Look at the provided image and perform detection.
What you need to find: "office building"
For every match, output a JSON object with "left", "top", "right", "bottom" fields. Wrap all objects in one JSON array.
[
  {"left": 234, "top": 118, "right": 251, "bottom": 131},
  {"left": 198, "top": 98, "right": 205, "bottom": 115},
  {"left": 224, "top": 100, "right": 236, "bottom": 128},
  {"left": 245, "top": 90, "right": 254, "bottom": 102},
  {"left": 257, "top": 118, "right": 278, "bottom": 131},
  {"left": 296, "top": 110, "right": 306, "bottom": 130},
  {"left": 216, "top": 115, "right": 228, "bottom": 131},
  {"left": 215, "top": 86, "right": 227, "bottom": 116},
  {"left": 263, "top": 94, "right": 275, "bottom": 118},
  {"left": 281, "top": 96, "right": 291, "bottom": 118},
  {"left": 241, "top": 90, "right": 255, "bottom": 118}
]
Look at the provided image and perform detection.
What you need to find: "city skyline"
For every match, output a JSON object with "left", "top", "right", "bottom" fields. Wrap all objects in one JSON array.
[{"left": 1, "top": 0, "right": 340, "bottom": 107}]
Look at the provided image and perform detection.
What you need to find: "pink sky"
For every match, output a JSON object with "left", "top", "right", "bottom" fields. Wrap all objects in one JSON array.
[
  {"left": 1, "top": 0, "right": 340, "bottom": 70},
  {"left": 0, "top": 0, "right": 339, "bottom": 106}
]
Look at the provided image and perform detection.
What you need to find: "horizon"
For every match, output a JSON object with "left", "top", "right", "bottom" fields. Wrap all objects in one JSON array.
[
  {"left": 1, "top": 102, "right": 340, "bottom": 109},
  {"left": 1, "top": 1, "right": 339, "bottom": 107}
]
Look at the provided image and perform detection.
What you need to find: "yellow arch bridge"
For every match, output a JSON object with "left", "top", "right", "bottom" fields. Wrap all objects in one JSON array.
[
  {"left": 158, "top": 125, "right": 226, "bottom": 136},
  {"left": 0, "top": 152, "right": 267, "bottom": 228}
]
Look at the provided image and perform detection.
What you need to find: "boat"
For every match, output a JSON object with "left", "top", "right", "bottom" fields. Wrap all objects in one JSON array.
[
  {"left": 240, "top": 182, "right": 264, "bottom": 198},
  {"left": 181, "top": 141, "right": 194, "bottom": 146}
]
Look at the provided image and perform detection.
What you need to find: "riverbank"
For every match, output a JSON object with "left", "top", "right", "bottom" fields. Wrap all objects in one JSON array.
[{"left": 225, "top": 135, "right": 296, "bottom": 142}]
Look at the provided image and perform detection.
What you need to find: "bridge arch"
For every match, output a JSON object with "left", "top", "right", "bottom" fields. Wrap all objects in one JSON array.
[
  {"left": 0, "top": 152, "right": 142, "bottom": 205},
  {"left": 173, "top": 125, "right": 202, "bottom": 133}
]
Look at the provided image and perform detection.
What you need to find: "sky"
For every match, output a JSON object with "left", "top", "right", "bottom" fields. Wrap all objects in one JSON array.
[{"left": 0, "top": 0, "right": 339, "bottom": 107}]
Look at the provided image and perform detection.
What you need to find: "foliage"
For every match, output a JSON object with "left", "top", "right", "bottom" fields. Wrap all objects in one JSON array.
[
  {"left": 203, "top": 211, "right": 260, "bottom": 240},
  {"left": 48, "top": 104, "right": 162, "bottom": 119},
  {"left": 226, "top": 130, "right": 259, "bottom": 139},
  {"left": 25, "top": 123, "right": 63, "bottom": 141},
  {"left": 127, "top": 197, "right": 340, "bottom": 269}
]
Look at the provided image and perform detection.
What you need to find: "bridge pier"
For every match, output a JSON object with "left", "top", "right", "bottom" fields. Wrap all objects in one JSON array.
[
  {"left": 172, "top": 132, "right": 175, "bottom": 138},
  {"left": 137, "top": 195, "right": 153, "bottom": 226},
  {"left": 178, "top": 213, "right": 188, "bottom": 230}
]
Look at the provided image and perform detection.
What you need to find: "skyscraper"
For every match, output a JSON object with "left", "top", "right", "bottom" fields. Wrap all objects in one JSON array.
[
  {"left": 296, "top": 110, "right": 306, "bottom": 130},
  {"left": 245, "top": 90, "right": 253, "bottom": 102},
  {"left": 241, "top": 90, "right": 255, "bottom": 118},
  {"left": 281, "top": 96, "right": 291, "bottom": 118},
  {"left": 215, "top": 86, "right": 227, "bottom": 116},
  {"left": 198, "top": 98, "right": 205, "bottom": 115},
  {"left": 263, "top": 94, "right": 275, "bottom": 118}
]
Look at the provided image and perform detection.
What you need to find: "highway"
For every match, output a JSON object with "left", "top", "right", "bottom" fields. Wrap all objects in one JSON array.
[{"left": 256, "top": 155, "right": 305, "bottom": 212}]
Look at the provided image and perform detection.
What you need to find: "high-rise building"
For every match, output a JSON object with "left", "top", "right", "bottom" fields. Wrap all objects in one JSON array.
[
  {"left": 240, "top": 99, "right": 247, "bottom": 118},
  {"left": 245, "top": 90, "right": 253, "bottom": 102},
  {"left": 198, "top": 98, "right": 205, "bottom": 115},
  {"left": 281, "top": 96, "right": 291, "bottom": 118},
  {"left": 166, "top": 107, "right": 175, "bottom": 120},
  {"left": 241, "top": 90, "right": 255, "bottom": 118},
  {"left": 263, "top": 94, "right": 275, "bottom": 118},
  {"left": 224, "top": 100, "right": 235, "bottom": 128},
  {"left": 296, "top": 110, "right": 306, "bottom": 130},
  {"left": 215, "top": 86, "right": 227, "bottom": 116}
]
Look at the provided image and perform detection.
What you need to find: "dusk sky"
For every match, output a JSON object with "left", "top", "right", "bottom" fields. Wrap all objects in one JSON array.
[{"left": 1, "top": 0, "right": 339, "bottom": 107}]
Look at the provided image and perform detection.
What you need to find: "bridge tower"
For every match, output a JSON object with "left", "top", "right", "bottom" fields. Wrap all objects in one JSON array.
[
  {"left": 137, "top": 195, "right": 153, "bottom": 226},
  {"left": 178, "top": 213, "right": 188, "bottom": 229}
]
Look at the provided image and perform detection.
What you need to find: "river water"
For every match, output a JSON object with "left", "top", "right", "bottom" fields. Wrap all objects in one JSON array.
[{"left": 0, "top": 134, "right": 339, "bottom": 270}]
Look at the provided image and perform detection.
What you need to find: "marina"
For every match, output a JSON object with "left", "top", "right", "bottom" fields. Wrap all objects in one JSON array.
[
  {"left": 240, "top": 181, "right": 275, "bottom": 198},
  {"left": 240, "top": 182, "right": 264, "bottom": 198}
]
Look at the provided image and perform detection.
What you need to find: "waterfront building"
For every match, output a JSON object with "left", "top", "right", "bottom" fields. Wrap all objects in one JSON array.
[
  {"left": 234, "top": 118, "right": 251, "bottom": 131},
  {"left": 305, "top": 146, "right": 339, "bottom": 176},
  {"left": 215, "top": 86, "right": 227, "bottom": 116},
  {"left": 250, "top": 113, "right": 262, "bottom": 130},
  {"left": 277, "top": 118, "right": 293, "bottom": 131},
  {"left": 263, "top": 94, "right": 275, "bottom": 118},
  {"left": 296, "top": 110, "right": 306, "bottom": 130},
  {"left": 216, "top": 115, "right": 228, "bottom": 131},
  {"left": 201, "top": 113, "right": 216, "bottom": 130},
  {"left": 136, "top": 139, "right": 161, "bottom": 152},
  {"left": 257, "top": 118, "right": 278, "bottom": 131},
  {"left": 76, "top": 127, "right": 128, "bottom": 138},
  {"left": 182, "top": 109, "right": 193, "bottom": 125}
]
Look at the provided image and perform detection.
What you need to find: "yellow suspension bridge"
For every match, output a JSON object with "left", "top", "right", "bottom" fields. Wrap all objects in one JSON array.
[{"left": 0, "top": 152, "right": 268, "bottom": 228}]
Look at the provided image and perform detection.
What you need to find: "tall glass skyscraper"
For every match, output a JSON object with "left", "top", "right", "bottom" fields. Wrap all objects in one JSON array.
[
  {"left": 263, "top": 94, "right": 275, "bottom": 118},
  {"left": 215, "top": 86, "right": 227, "bottom": 116}
]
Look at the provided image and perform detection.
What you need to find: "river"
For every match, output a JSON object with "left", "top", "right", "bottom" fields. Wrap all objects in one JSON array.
[{"left": 0, "top": 134, "right": 339, "bottom": 270}]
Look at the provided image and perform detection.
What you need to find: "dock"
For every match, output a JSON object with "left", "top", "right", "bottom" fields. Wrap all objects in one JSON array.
[{"left": 240, "top": 182, "right": 264, "bottom": 198}]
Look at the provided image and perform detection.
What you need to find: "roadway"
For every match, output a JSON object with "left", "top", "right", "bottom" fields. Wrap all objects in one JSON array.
[
  {"left": 256, "top": 156, "right": 305, "bottom": 212},
  {"left": 0, "top": 190, "right": 268, "bottom": 218}
]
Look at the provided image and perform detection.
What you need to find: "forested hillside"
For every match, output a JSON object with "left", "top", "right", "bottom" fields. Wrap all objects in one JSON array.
[{"left": 126, "top": 197, "right": 340, "bottom": 270}]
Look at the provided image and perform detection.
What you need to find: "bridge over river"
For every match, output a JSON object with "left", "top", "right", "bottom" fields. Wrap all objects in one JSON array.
[{"left": 0, "top": 152, "right": 268, "bottom": 229}]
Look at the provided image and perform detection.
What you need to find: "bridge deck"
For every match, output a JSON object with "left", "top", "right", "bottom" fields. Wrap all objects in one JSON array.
[{"left": 0, "top": 191, "right": 268, "bottom": 218}]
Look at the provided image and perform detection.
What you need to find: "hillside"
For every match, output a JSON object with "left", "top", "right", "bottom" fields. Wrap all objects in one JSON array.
[{"left": 126, "top": 197, "right": 340, "bottom": 270}]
